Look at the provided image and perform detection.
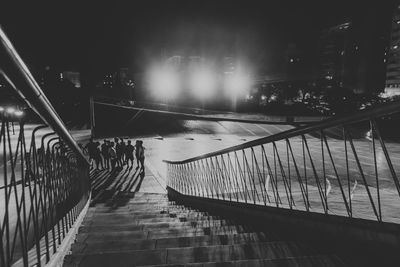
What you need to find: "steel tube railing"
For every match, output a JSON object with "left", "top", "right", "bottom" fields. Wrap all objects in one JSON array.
[
  {"left": 165, "top": 100, "right": 400, "bottom": 224},
  {"left": 0, "top": 26, "right": 90, "bottom": 267},
  {"left": 0, "top": 25, "right": 87, "bottom": 164}
]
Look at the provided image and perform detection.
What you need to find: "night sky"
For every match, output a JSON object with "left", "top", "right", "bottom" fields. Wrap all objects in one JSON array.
[{"left": 0, "top": 0, "right": 395, "bottom": 82}]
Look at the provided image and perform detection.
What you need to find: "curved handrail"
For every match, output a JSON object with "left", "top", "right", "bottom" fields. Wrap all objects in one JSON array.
[
  {"left": 0, "top": 25, "right": 88, "bottom": 164},
  {"left": 164, "top": 98, "right": 400, "bottom": 224},
  {"left": 0, "top": 25, "right": 91, "bottom": 267}
]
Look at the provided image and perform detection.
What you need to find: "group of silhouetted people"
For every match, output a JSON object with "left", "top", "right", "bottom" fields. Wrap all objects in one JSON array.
[{"left": 85, "top": 137, "right": 145, "bottom": 173}]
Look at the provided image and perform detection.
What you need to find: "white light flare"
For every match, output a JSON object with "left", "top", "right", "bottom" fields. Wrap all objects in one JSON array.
[
  {"left": 6, "top": 107, "right": 16, "bottom": 114},
  {"left": 190, "top": 69, "right": 217, "bottom": 99},
  {"left": 224, "top": 72, "right": 251, "bottom": 96},
  {"left": 14, "top": 110, "right": 24, "bottom": 117},
  {"left": 147, "top": 66, "right": 180, "bottom": 99}
]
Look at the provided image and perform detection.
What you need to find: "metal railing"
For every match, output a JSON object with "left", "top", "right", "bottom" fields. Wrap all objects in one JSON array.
[
  {"left": 165, "top": 100, "right": 400, "bottom": 224},
  {"left": 0, "top": 26, "right": 90, "bottom": 266}
]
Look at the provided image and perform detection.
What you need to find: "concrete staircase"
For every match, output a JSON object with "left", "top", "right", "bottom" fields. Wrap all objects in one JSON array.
[{"left": 64, "top": 192, "right": 344, "bottom": 266}]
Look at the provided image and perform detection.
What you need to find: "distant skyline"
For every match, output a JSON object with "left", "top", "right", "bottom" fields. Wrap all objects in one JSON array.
[{"left": 0, "top": 0, "right": 396, "bottom": 84}]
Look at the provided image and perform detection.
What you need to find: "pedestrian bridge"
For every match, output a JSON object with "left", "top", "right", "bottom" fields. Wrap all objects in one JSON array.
[{"left": 1, "top": 26, "right": 400, "bottom": 267}]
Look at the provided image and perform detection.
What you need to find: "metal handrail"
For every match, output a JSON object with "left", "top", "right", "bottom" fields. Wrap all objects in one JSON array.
[
  {"left": 0, "top": 26, "right": 91, "bottom": 267},
  {"left": 164, "top": 100, "right": 400, "bottom": 164},
  {"left": 0, "top": 25, "right": 88, "bottom": 164},
  {"left": 165, "top": 98, "right": 400, "bottom": 224}
]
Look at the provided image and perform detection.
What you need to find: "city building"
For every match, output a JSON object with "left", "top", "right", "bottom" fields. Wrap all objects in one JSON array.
[
  {"left": 62, "top": 71, "right": 81, "bottom": 88},
  {"left": 223, "top": 57, "right": 235, "bottom": 75},
  {"left": 385, "top": 5, "right": 400, "bottom": 96},
  {"left": 317, "top": 22, "right": 352, "bottom": 88},
  {"left": 101, "top": 74, "right": 114, "bottom": 88},
  {"left": 317, "top": 2, "right": 393, "bottom": 95},
  {"left": 165, "top": 55, "right": 183, "bottom": 70}
]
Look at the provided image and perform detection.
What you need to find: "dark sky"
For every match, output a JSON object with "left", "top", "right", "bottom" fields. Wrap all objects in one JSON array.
[{"left": 0, "top": 0, "right": 395, "bottom": 80}]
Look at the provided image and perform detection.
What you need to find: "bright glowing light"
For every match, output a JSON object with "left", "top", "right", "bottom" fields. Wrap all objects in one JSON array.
[
  {"left": 224, "top": 72, "right": 251, "bottom": 95},
  {"left": 147, "top": 66, "right": 180, "bottom": 98},
  {"left": 6, "top": 107, "right": 15, "bottom": 114},
  {"left": 14, "top": 110, "right": 24, "bottom": 117},
  {"left": 0, "top": 107, "right": 4, "bottom": 112},
  {"left": 189, "top": 69, "right": 216, "bottom": 99}
]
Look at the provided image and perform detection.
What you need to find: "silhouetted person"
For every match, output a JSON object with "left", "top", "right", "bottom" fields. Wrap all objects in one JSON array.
[
  {"left": 85, "top": 138, "right": 97, "bottom": 168},
  {"left": 119, "top": 138, "right": 126, "bottom": 166},
  {"left": 135, "top": 140, "right": 145, "bottom": 174},
  {"left": 101, "top": 140, "right": 110, "bottom": 169},
  {"left": 109, "top": 141, "right": 117, "bottom": 172},
  {"left": 94, "top": 142, "right": 103, "bottom": 170},
  {"left": 125, "top": 140, "right": 135, "bottom": 168},
  {"left": 115, "top": 137, "right": 122, "bottom": 168}
]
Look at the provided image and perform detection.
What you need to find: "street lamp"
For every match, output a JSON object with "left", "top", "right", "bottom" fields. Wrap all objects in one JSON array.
[
  {"left": 189, "top": 69, "right": 216, "bottom": 111},
  {"left": 147, "top": 65, "right": 180, "bottom": 109},
  {"left": 6, "top": 107, "right": 15, "bottom": 115},
  {"left": 224, "top": 72, "right": 251, "bottom": 111},
  {"left": 14, "top": 110, "right": 24, "bottom": 117},
  {"left": 3, "top": 107, "right": 24, "bottom": 135}
]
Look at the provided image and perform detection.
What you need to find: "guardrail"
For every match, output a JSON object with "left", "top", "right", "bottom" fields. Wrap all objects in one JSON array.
[
  {"left": 165, "top": 100, "right": 400, "bottom": 224},
  {"left": 0, "top": 26, "right": 90, "bottom": 266}
]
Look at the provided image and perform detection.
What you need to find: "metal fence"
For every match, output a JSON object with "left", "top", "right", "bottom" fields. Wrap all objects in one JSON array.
[
  {"left": 165, "top": 101, "right": 400, "bottom": 224},
  {"left": 0, "top": 26, "right": 90, "bottom": 266}
]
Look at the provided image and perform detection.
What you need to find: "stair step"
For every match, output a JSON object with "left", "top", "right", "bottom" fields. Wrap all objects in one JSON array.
[
  {"left": 83, "top": 213, "right": 221, "bottom": 225},
  {"left": 64, "top": 248, "right": 167, "bottom": 267},
  {"left": 80, "top": 219, "right": 240, "bottom": 233},
  {"left": 154, "top": 232, "right": 279, "bottom": 249},
  {"left": 86, "top": 207, "right": 199, "bottom": 216},
  {"left": 67, "top": 191, "right": 343, "bottom": 266},
  {"left": 71, "top": 232, "right": 279, "bottom": 254},
  {"left": 146, "top": 255, "right": 345, "bottom": 267},
  {"left": 147, "top": 225, "right": 253, "bottom": 239},
  {"left": 71, "top": 239, "right": 156, "bottom": 254},
  {"left": 75, "top": 225, "right": 255, "bottom": 243},
  {"left": 83, "top": 213, "right": 233, "bottom": 225},
  {"left": 64, "top": 242, "right": 317, "bottom": 266}
]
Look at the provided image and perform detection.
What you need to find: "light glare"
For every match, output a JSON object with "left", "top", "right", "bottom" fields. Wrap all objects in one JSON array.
[
  {"left": 14, "top": 110, "right": 24, "bottom": 117},
  {"left": 6, "top": 107, "right": 15, "bottom": 114},
  {"left": 148, "top": 66, "right": 180, "bottom": 98},
  {"left": 225, "top": 72, "right": 251, "bottom": 95},
  {"left": 190, "top": 69, "right": 216, "bottom": 99}
]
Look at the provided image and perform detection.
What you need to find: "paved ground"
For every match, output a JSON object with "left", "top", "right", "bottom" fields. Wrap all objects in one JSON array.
[
  {"left": 92, "top": 119, "right": 400, "bottom": 223},
  {"left": 3, "top": 118, "right": 400, "bottom": 264}
]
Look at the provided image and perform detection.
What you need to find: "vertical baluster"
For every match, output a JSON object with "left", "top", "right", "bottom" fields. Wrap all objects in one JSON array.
[
  {"left": 346, "top": 128, "right": 379, "bottom": 221},
  {"left": 302, "top": 135, "right": 309, "bottom": 208},
  {"left": 273, "top": 142, "right": 293, "bottom": 208},
  {"left": 286, "top": 140, "right": 291, "bottom": 205},
  {"left": 251, "top": 147, "right": 267, "bottom": 205},
  {"left": 372, "top": 119, "right": 400, "bottom": 200},
  {"left": 302, "top": 135, "right": 327, "bottom": 213},
  {"left": 2, "top": 121, "right": 11, "bottom": 265},
  {"left": 321, "top": 130, "right": 328, "bottom": 212},
  {"left": 262, "top": 145, "right": 281, "bottom": 207},
  {"left": 321, "top": 134, "right": 351, "bottom": 217},
  {"left": 343, "top": 127, "right": 352, "bottom": 217},
  {"left": 286, "top": 139, "right": 309, "bottom": 211},
  {"left": 227, "top": 153, "right": 240, "bottom": 202}
]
